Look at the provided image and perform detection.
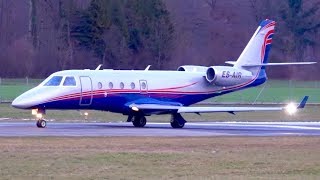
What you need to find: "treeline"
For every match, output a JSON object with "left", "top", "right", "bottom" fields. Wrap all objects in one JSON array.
[
  {"left": 0, "top": 0, "right": 173, "bottom": 77},
  {"left": 0, "top": 0, "right": 320, "bottom": 79}
]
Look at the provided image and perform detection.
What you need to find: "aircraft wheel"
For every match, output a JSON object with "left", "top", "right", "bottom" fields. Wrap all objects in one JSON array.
[
  {"left": 170, "top": 120, "right": 185, "bottom": 128},
  {"left": 36, "top": 119, "right": 46, "bottom": 128},
  {"left": 132, "top": 116, "right": 147, "bottom": 127}
]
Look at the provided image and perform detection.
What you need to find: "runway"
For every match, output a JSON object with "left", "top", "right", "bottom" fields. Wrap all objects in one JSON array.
[{"left": 1, "top": 121, "right": 320, "bottom": 137}]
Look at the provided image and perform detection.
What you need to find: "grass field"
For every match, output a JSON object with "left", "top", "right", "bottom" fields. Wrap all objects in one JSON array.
[
  {"left": 1, "top": 137, "right": 320, "bottom": 179},
  {"left": 0, "top": 79, "right": 319, "bottom": 103},
  {"left": 0, "top": 78, "right": 42, "bottom": 101}
]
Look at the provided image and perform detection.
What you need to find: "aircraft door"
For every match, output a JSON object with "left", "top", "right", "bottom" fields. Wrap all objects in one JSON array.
[
  {"left": 79, "top": 76, "right": 93, "bottom": 105},
  {"left": 139, "top": 80, "right": 148, "bottom": 94}
]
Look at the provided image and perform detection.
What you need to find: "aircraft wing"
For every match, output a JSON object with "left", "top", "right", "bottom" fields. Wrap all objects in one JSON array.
[
  {"left": 177, "top": 106, "right": 283, "bottom": 113},
  {"left": 129, "top": 96, "right": 308, "bottom": 114}
]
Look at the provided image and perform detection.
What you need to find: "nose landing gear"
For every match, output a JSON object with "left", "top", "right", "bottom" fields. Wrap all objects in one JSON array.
[{"left": 32, "top": 109, "right": 47, "bottom": 128}]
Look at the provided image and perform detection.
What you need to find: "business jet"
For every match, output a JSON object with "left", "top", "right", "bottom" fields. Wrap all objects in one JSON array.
[{"left": 12, "top": 19, "right": 315, "bottom": 128}]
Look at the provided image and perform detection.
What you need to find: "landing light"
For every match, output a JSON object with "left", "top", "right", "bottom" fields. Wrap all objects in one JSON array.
[
  {"left": 31, "top": 109, "right": 38, "bottom": 115},
  {"left": 84, "top": 112, "right": 89, "bottom": 120},
  {"left": 132, "top": 106, "right": 139, "bottom": 112},
  {"left": 285, "top": 102, "right": 297, "bottom": 115},
  {"left": 36, "top": 113, "right": 43, "bottom": 119}
]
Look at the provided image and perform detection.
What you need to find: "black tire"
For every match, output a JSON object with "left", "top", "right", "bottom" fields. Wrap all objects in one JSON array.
[
  {"left": 36, "top": 120, "right": 41, "bottom": 128},
  {"left": 132, "top": 116, "right": 147, "bottom": 127},
  {"left": 36, "top": 120, "right": 46, "bottom": 128},
  {"left": 170, "top": 120, "right": 185, "bottom": 128}
]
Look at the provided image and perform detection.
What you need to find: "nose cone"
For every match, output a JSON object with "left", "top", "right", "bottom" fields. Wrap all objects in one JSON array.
[
  {"left": 12, "top": 96, "right": 32, "bottom": 109},
  {"left": 12, "top": 88, "right": 42, "bottom": 109}
]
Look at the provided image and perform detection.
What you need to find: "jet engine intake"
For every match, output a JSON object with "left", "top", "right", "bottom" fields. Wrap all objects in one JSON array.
[
  {"left": 177, "top": 65, "right": 208, "bottom": 72},
  {"left": 206, "top": 66, "right": 253, "bottom": 86}
]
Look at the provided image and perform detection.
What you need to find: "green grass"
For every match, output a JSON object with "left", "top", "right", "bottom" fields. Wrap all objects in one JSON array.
[
  {"left": 0, "top": 78, "right": 42, "bottom": 101},
  {"left": 211, "top": 87, "right": 320, "bottom": 103},
  {"left": 209, "top": 80, "right": 320, "bottom": 103},
  {"left": 1, "top": 137, "right": 320, "bottom": 179},
  {"left": 0, "top": 79, "right": 319, "bottom": 102},
  {"left": 0, "top": 85, "right": 36, "bottom": 101}
]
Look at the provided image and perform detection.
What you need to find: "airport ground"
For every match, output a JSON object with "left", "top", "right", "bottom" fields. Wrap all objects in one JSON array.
[
  {"left": 0, "top": 79, "right": 320, "bottom": 179},
  {"left": 1, "top": 137, "right": 320, "bottom": 179}
]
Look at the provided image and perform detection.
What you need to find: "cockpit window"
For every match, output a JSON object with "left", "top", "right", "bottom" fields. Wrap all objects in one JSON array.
[
  {"left": 63, "top": 76, "right": 76, "bottom": 86},
  {"left": 44, "top": 76, "right": 63, "bottom": 86}
]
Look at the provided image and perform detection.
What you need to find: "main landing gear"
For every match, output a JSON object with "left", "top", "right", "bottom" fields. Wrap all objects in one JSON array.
[
  {"left": 36, "top": 119, "right": 47, "bottom": 128},
  {"left": 170, "top": 113, "right": 186, "bottom": 128},
  {"left": 127, "top": 113, "right": 187, "bottom": 128},
  {"left": 132, "top": 115, "right": 147, "bottom": 127},
  {"left": 127, "top": 114, "right": 147, "bottom": 127}
]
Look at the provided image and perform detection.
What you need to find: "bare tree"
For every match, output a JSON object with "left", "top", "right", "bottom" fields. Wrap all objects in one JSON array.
[
  {"left": 205, "top": 0, "right": 217, "bottom": 10},
  {"left": 249, "top": 0, "right": 259, "bottom": 22},
  {"left": 205, "top": 0, "right": 217, "bottom": 17},
  {"left": 57, "top": 0, "right": 74, "bottom": 70},
  {"left": 29, "top": 0, "right": 38, "bottom": 48},
  {"left": 0, "top": 0, "right": 4, "bottom": 46}
]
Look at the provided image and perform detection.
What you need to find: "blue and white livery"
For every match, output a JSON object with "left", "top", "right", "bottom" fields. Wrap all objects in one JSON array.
[{"left": 12, "top": 20, "right": 315, "bottom": 128}]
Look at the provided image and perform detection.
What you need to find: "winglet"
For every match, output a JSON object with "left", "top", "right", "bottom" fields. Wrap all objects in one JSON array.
[
  {"left": 145, "top": 65, "right": 151, "bottom": 71},
  {"left": 297, "top": 96, "right": 309, "bottom": 109},
  {"left": 95, "top": 64, "right": 103, "bottom": 70}
]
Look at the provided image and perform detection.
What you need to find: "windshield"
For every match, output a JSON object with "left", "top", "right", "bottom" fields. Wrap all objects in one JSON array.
[
  {"left": 63, "top": 76, "right": 76, "bottom": 86},
  {"left": 44, "top": 76, "right": 63, "bottom": 86}
]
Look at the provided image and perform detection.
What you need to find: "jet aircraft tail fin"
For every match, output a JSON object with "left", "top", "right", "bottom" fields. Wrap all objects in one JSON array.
[
  {"left": 234, "top": 19, "right": 275, "bottom": 69},
  {"left": 231, "top": 19, "right": 316, "bottom": 84},
  {"left": 232, "top": 19, "right": 275, "bottom": 82}
]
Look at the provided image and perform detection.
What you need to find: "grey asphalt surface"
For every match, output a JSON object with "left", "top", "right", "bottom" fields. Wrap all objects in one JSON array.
[{"left": 0, "top": 121, "right": 320, "bottom": 137}]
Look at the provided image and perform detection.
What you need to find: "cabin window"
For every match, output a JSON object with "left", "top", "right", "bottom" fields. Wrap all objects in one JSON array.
[
  {"left": 120, "top": 82, "right": 124, "bottom": 89},
  {"left": 141, "top": 82, "right": 147, "bottom": 89},
  {"left": 130, "top": 82, "right": 135, "bottom": 89},
  {"left": 44, "top": 76, "right": 63, "bottom": 86},
  {"left": 108, "top": 82, "right": 113, "bottom": 89},
  {"left": 98, "top": 82, "right": 103, "bottom": 89},
  {"left": 63, "top": 76, "right": 76, "bottom": 86}
]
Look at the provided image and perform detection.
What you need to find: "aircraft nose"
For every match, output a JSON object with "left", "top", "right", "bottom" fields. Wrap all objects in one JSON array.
[
  {"left": 12, "top": 96, "right": 32, "bottom": 109},
  {"left": 12, "top": 97, "right": 25, "bottom": 109}
]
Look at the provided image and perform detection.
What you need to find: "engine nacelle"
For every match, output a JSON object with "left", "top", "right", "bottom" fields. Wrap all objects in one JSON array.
[
  {"left": 206, "top": 66, "right": 253, "bottom": 86},
  {"left": 177, "top": 65, "right": 208, "bottom": 73}
]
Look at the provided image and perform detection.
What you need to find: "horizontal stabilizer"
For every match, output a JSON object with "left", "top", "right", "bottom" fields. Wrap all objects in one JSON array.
[
  {"left": 225, "top": 61, "right": 316, "bottom": 67},
  {"left": 225, "top": 61, "right": 236, "bottom": 65},
  {"left": 241, "top": 62, "right": 317, "bottom": 67}
]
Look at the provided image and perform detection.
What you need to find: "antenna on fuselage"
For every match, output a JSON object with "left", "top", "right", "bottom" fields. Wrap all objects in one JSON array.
[
  {"left": 145, "top": 65, "right": 151, "bottom": 71},
  {"left": 95, "top": 64, "right": 103, "bottom": 70}
]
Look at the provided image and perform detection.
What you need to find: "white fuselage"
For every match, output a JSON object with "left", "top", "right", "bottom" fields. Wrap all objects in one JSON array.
[{"left": 11, "top": 68, "right": 263, "bottom": 115}]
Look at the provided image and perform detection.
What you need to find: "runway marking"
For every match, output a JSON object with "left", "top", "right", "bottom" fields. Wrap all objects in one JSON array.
[
  {"left": 0, "top": 121, "right": 320, "bottom": 137},
  {"left": 149, "top": 122, "right": 320, "bottom": 130}
]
